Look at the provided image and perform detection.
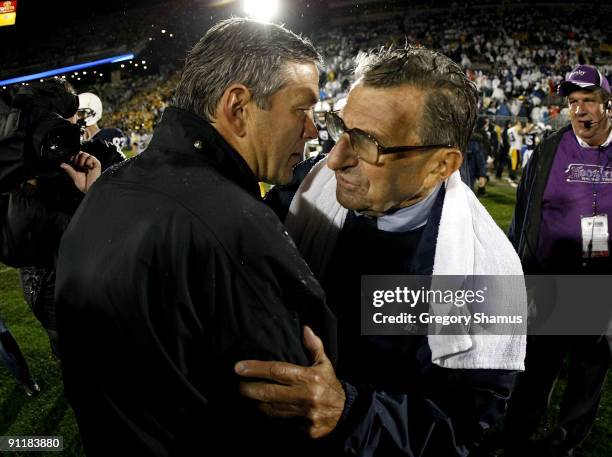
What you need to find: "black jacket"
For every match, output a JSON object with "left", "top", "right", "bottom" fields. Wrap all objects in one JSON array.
[
  {"left": 508, "top": 125, "right": 572, "bottom": 273},
  {"left": 55, "top": 107, "right": 337, "bottom": 456}
]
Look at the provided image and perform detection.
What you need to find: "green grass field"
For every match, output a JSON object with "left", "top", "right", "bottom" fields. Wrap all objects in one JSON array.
[{"left": 0, "top": 178, "right": 609, "bottom": 456}]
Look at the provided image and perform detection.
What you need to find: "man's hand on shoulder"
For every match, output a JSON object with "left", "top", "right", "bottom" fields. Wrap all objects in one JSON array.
[{"left": 235, "top": 326, "right": 345, "bottom": 439}]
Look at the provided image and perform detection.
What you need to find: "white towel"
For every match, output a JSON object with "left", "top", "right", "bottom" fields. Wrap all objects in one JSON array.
[
  {"left": 286, "top": 158, "right": 526, "bottom": 371},
  {"left": 285, "top": 158, "right": 348, "bottom": 279}
]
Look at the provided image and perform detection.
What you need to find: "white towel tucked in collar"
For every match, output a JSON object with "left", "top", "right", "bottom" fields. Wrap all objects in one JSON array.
[{"left": 286, "top": 158, "right": 526, "bottom": 371}]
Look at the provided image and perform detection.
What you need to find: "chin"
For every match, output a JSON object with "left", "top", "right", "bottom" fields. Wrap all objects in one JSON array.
[{"left": 336, "top": 189, "right": 361, "bottom": 211}]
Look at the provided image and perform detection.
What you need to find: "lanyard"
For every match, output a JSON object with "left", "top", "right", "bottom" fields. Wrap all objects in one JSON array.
[{"left": 589, "top": 146, "right": 610, "bottom": 216}]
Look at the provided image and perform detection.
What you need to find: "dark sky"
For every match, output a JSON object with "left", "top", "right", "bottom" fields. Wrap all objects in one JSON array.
[
  {"left": 9, "top": 0, "right": 171, "bottom": 23},
  {"left": 0, "top": 0, "right": 325, "bottom": 40}
]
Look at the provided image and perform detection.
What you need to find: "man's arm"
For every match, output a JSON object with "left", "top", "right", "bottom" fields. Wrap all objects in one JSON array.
[
  {"left": 0, "top": 152, "right": 100, "bottom": 266},
  {"left": 236, "top": 328, "right": 517, "bottom": 456}
]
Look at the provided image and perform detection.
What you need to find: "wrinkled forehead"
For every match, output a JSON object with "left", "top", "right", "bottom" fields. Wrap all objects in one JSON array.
[{"left": 342, "top": 82, "right": 426, "bottom": 144}]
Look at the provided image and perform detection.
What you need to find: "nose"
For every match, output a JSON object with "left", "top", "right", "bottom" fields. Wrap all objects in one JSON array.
[
  {"left": 574, "top": 100, "right": 587, "bottom": 116},
  {"left": 327, "top": 134, "right": 358, "bottom": 171},
  {"left": 303, "top": 112, "right": 318, "bottom": 140}
]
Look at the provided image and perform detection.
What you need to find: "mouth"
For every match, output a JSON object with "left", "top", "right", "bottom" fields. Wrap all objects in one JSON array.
[{"left": 336, "top": 172, "right": 359, "bottom": 189}]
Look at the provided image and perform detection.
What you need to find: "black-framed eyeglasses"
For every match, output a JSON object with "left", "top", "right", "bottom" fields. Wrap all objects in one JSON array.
[{"left": 325, "top": 111, "right": 452, "bottom": 165}]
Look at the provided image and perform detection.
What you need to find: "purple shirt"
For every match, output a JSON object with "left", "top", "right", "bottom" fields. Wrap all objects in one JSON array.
[{"left": 537, "top": 130, "right": 612, "bottom": 270}]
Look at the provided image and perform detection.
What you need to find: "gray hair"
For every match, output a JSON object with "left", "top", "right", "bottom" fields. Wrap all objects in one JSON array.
[
  {"left": 173, "top": 18, "right": 322, "bottom": 121},
  {"left": 354, "top": 45, "right": 477, "bottom": 152},
  {"left": 595, "top": 88, "right": 611, "bottom": 104}
]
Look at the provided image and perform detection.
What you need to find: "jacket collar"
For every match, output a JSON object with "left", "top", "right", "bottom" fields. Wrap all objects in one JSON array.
[
  {"left": 410, "top": 184, "right": 445, "bottom": 275},
  {"left": 147, "top": 107, "right": 261, "bottom": 198}
]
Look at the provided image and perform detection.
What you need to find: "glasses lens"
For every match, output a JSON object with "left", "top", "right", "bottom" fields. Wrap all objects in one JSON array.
[
  {"left": 326, "top": 113, "right": 343, "bottom": 141},
  {"left": 350, "top": 131, "right": 378, "bottom": 164}
]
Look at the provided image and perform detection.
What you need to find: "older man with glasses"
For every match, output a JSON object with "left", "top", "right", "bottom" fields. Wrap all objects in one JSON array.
[{"left": 236, "top": 45, "right": 526, "bottom": 456}]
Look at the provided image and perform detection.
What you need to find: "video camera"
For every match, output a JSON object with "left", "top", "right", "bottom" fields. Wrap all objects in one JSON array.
[{"left": 0, "top": 80, "right": 81, "bottom": 192}]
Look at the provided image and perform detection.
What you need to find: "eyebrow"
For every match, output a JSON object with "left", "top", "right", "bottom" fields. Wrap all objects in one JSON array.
[{"left": 341, "top": 113, "right": 393, "bottom": 145}]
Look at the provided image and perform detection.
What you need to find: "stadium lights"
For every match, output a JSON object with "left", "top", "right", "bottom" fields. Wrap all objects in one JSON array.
[
  {"left": 161, "top": 29, "right": 166, "bottom": 34},
  {"left": 0, "top": 53, "right": 135, "bottom": 86},
  {"left": 169, "top": 33, "right": 173, "bottom": 37},
  {"left": 243, "top": 0, "right": 279, "bottom": 21}
]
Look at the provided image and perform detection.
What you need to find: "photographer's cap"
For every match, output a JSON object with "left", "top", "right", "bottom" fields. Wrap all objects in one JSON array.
[{"left": 558, "top": 65, "right": 611, "bottom": 97}]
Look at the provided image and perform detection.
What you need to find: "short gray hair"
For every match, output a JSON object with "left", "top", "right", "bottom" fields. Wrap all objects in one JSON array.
[
  {"left": 173, "top": 18, "right": 322, "bottom": 121},
  {"left": 595, "top": 88, "right": 611, "bottom": 104},
  {"left": 354, "top": 45, "right": 477, "bottom": 152}
]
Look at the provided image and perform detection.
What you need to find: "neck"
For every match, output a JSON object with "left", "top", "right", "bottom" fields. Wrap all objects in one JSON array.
[
  {"left": 85, "top": 125, "right": 100, "bottom": 141},
  {"left": 578, "top": 123, "right": 612, "bottom": 147},
  {"left": 211, "top": 121, "right": 258, "bottom": 178},
  {"left": 361, "top": 183, "right": 439, "bottom": 218}
]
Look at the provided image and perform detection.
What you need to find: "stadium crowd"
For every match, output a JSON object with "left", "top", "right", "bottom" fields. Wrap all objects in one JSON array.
[{"left": 69, "top": 2, "right": 610, "bottom": 165}]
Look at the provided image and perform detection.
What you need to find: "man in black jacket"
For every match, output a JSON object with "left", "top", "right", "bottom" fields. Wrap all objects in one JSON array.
[
  {"left": 237, "top": 45, "right": 524, "bottom": 456},
  {"left": 55, "top": 18, "right": 337, "bottom": 457},
  {"left": 505, "top": 65, "right": 612, "bottom": 456}
]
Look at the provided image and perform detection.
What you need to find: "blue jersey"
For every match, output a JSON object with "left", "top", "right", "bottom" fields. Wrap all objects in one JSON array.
[{"left": 93, "top": 128, "right": 125, "bottom": 153}]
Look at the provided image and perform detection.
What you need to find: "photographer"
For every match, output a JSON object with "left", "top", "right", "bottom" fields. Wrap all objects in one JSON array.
[{"left": 0, "top": 79, "right": 111, "bottom": 356}]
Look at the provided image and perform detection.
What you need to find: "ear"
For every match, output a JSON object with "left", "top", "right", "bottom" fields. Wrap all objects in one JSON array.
[
  {"left": 428, "top": 148, "right": 462, "bottom": 181},
  {"left": 214, "top": 84, "right": 252, "bottom": 137}
]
